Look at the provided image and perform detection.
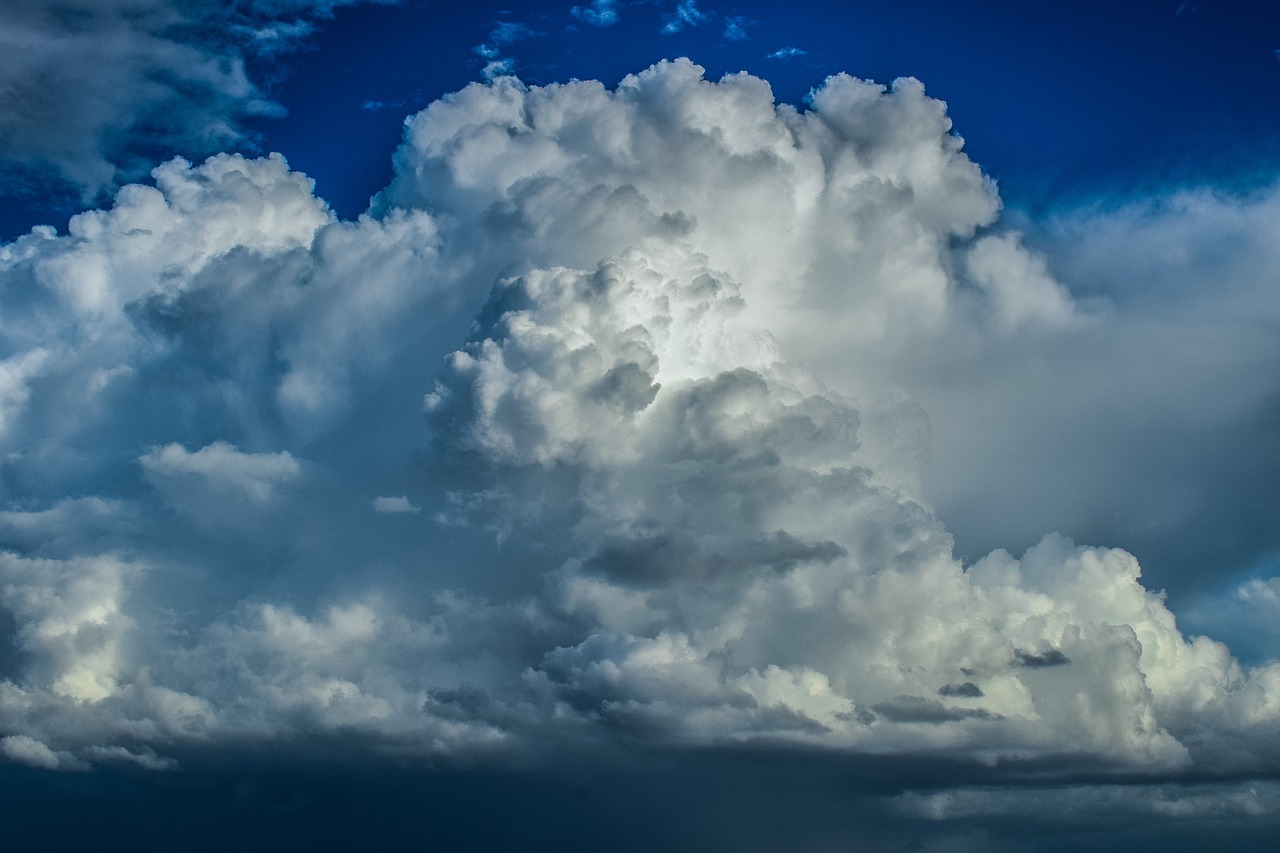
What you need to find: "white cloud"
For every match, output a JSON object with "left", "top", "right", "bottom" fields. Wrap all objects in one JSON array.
[
  {"left": 768, "top": 46, "right": 807, "bottom": 59},
  {"left": 140, "top": 442, "right": 301, "bottom": 505},
  {"left": 0, "top": 552, "right": 137, "bottom": 703},
  {"left": 723, "top": 16, "right": 750, "bottom": 40},
  {"left": 0, "top": 348, "right": 50, "bottom": 438},
  {"left": 1240, "top": 577, "right": 1280, "bottom": 603},
  {"left": 965, "top": 232, "right": 1078, "bottom": 329},
  {"left": 1, "top": 735, "right": 68, "bottom": 770},
  {"left": 571, "top": 0, "right": 620, "bottom": 27},
  {"left": 372, "top": 496, "right": 420, "bottom": 513},
  {"left": 910, "top": 184, "right": 1280, "bottom": 615},
  {"left": 0, "top": 59, "right": 1277, "bottom": 805},
  {"left": 661, "top": 0, "right": 709, "bottom": 34},
  {"left": 481, "top": 58, "right": 518, "bottom": 81}
]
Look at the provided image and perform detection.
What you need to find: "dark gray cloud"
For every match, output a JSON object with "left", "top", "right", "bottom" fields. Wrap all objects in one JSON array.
[{"left": 1014, "top": 649, "right": 1071, "bottom": 669}]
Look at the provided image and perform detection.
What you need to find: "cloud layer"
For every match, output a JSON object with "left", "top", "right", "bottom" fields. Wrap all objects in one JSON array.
[{"left": 1, "top": 60, "right": 1279, "bottom": 824}]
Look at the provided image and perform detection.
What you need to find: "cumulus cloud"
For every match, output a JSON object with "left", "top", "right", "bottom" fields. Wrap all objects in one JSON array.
[
  {"left": 474, "top": 18, "right": 539, "bottom": 83},
  {"left": 140, "top": 443, "right": 301, "bottom": 502},
  {"left": 910, "top": 183, "right": 1280, "bottom": 619},
  {"left": 0, "top": 0, "right": 394, "bottom": 202},
  {"left": 0, "top": 734, "right": 85, "bottom": 771},
  {"left": 0, "top": 59, "right": 1278, "bottom": 829},
  {"left": 139, "top": 442, "right": 302, "bottom": 532},
  {"left": 372, "top": 496, "right": 420, "bottom": 513}
]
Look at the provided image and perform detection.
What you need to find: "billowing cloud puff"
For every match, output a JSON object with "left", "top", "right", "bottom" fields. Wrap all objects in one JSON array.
[
  {"left": 0, "top": 59, "right": 1278, "bottom": 823},
  {"left": 0, "top": 734, "right": 82, "bottom": 770}
]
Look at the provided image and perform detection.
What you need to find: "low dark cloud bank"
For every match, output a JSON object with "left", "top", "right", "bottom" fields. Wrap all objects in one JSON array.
[{"left": 2, "top": 48, "right": 1280, "bottom": 849}]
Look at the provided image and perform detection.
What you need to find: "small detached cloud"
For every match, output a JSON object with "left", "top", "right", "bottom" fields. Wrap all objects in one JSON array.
[
  {"left": 139, "top": 442, "right": 301, "bottom": 505},
  {"left": 372, "top": 496, "right": 421, "bottom": 514},
  {"left": 1, "top": 735, "right": 87, "bottom": 772},
  {"left": 769, "top": 46, "right": 807, "bottom": 59},
  {"left": 1239, "top": 577, "right": 1280, "bottom": 603},
  {"left": 474, "top": 20, "right": 537, "bottom": 60},
  {"left": 723, "top": 16, "right": 750, "bottom": 41},
  {"left": 661, "top": 0, "right": 709, "bottom": 34},
  {"left": 571, "top": 0, "right": 620, "bottom": 27}
]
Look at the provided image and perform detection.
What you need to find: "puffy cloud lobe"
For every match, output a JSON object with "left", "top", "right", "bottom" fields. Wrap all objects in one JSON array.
[
  {"left": 0, "top": 59, "right": 1276, "bottom": 807},
  {"left": 0, "top": 734, "right": 84, "bottom": 771},
  {"left": 378, "top": 59, "right": 1020, "bottom": 392},
  {"left": 139, "top": 442, "right": 301, "bottom": 530},
  {"left": 0, "top": 151, "right": 460, "bottom": 489},
  {"left": 372, "top": 495, "right": 420, "bottom": 514},
  {"left": 0, "top": 552, "right": 136, "bottom": 704},
  {"left": 423, "top": 246, "right": 1276, "bottom": 771},
  {"left": 964, "top": 232, "right": 1077, "bottom": 329},
  {"left": 425, "top": 252, "right": 777, "bottom": 467}
]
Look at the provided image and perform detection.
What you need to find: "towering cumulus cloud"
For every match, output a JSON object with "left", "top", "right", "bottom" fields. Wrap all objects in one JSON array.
[{"left": 1, "top": 59, "right": 1278, "bottom": 822}]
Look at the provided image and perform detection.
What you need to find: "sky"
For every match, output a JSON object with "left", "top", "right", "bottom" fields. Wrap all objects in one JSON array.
[{"left": 2, "top": 0, "right": 1280, "bottom": 850}]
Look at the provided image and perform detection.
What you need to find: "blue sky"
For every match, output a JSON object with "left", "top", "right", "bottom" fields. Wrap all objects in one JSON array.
[{"left": 3, "top": 1, "right": 1280, "bottom": 850}]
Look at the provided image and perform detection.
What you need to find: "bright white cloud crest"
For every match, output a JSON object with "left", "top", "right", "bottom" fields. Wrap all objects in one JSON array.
[{"left": 1, "top": 59, "right": 1278, "bottom": 792}]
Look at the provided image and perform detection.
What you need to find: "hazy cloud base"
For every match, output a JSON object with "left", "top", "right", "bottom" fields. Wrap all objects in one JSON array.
[{"left": 2, "top": 57, "right": 1280, "bottom": 847}]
